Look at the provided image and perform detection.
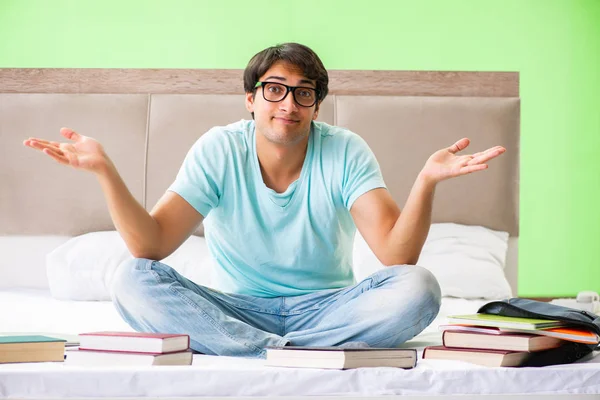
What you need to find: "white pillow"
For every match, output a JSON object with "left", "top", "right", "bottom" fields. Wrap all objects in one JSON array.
[
  {"left": 46, "top": 231, "right": 214, "bottom": 301},
  {"left": 47, "top": 223, "right": 511, "bottom": 301},
  {"left": 0, "top": 235, "right": 71, "bottom": 289},
  {"left": 352, "top": 223, "right": 512, "bottom": 299}
]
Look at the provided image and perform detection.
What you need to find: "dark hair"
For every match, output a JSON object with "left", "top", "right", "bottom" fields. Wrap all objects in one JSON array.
[{"left": 243, "top": 43, "right": 329, "bottom": 106}]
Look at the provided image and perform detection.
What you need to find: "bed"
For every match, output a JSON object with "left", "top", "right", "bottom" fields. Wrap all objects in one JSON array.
[{"left": 1, "top": 68, "right": 598, "bottom": 399}]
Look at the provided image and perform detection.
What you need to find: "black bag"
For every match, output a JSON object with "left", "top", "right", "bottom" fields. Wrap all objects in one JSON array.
[{"left": 478, "top": 298, "right": 600, "bottom": 367}]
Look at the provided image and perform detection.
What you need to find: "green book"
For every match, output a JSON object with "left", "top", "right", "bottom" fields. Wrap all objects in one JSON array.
[
  {"left": 0, "top": 335, "right": 66, "bottom": 344},
  {"left": 446, "top": 314, "right": 565, "bottom": 330},
  {"left": 0, "top": 335, "right": 66, "bottom": 364}
]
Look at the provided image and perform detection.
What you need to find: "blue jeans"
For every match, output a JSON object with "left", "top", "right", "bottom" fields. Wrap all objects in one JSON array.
[{"left": 111, "top": 259, "right": 441, "bottom": 358}]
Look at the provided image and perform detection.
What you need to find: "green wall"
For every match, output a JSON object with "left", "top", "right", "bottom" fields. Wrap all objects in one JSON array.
[{"left": 1, "top": 0, "right": 599, "bottom": 297}]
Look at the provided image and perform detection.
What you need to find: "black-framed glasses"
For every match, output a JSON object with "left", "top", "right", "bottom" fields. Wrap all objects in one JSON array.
[{"left": 254, "top": 81, "right": 319, "bottom": 107}]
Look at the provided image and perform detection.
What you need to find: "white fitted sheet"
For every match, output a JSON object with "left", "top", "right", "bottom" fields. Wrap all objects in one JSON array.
[{"left": 0, "top": 288, "right": 599, "bottom": 398}]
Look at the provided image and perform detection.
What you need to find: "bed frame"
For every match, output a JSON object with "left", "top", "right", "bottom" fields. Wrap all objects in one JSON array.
[
  {"left": 0, "top": 68, "right": 520, "bottom": 292},
  {"left": 0, "top": 68, "right": 542, "bottom": 399}
]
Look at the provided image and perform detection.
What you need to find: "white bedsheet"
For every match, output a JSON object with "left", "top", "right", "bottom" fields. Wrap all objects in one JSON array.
[{"left": 0, "top": 288, "right": 599, "bottom": 398}]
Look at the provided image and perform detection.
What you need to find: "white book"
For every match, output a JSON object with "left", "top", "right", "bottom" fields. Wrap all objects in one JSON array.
[
  {"left": 65, "top": 348, "right": 193, "bottom": 366},
  {"left": 78, "top": 331, "right": 189, "bottom": 354},
  {"left": 265, "top": 346, "right": 417, "bottom": 369}
]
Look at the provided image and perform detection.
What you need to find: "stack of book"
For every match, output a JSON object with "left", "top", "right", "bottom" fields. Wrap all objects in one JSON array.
[
  {"left": 0, "top": 335, "right": 66, "bottom": 364},
  {"left": 65, "top": 331, "right": 193, "bottom": 366},
  {"left": 423, "top": 313, "right": 600, "bottom": 367},
  {"left": 265, "top": 346, "right": 417, "bottom": 369}
]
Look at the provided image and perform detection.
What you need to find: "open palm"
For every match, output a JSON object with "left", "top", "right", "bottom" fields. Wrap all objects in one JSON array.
[
  {"left": 23, "top": 128, "right": 108, "bottom": 173},
  {"left": 420, "top": 138, "right": 506, "bottom": 184}
]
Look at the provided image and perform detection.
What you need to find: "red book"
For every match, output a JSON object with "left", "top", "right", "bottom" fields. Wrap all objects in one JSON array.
[
  {"left": 439, "top": 324, "right": 600, "bottom": 345},
  {"left": 423, "top": 345, "right": 529, "bottom": 367},
  {"left": 79, "top": 331, "right": 190, "bottom": 354},
  {"left": 442, "top": 330, "right": 563, "bottom": 352}
]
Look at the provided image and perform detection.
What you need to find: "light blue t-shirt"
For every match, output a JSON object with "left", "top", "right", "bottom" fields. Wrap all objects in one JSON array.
[{"left": 169, "top": 120, "right": 386, "bottom": 297}]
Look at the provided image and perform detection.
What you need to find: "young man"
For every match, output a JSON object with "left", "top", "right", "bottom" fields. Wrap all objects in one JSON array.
[{"left": 23, "top": 43, "right": 505, "bottom": 358}]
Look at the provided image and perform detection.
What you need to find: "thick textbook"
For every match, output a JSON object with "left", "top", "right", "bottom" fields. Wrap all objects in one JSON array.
[
  {"left": 265, "top": 346, "right": 417, "bottom": 369},
  {"left": 0, "top": 335, "right": 66, "bottom": 364},
  {"left": 423, "top": 345, "right": 529, "bottom": 367},
  {"left": 65, "top": 348, "right": 193, "bottom": 366},
  {"left": 78, "top": 331, "right": 190, "bottom": 354},
  {"left": 442, "top": 330, "right": 563, "bottom": 352}
]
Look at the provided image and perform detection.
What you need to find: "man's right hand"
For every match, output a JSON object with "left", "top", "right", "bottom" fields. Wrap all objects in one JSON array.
[
  {"left": 23, "top": 127, "right": 109, "bottom": 174},
  {"left": 22, "top": 126, "right": 203, "bottom": 260}
]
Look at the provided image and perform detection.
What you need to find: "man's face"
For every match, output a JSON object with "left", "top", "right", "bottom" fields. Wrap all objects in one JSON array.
[{"left": 246, "top": 61, "right": 320, "bottom": 147}]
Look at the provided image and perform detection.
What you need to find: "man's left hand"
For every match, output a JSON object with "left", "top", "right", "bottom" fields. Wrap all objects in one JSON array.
[{"left": 419, "top": 138, "right": 506, "bottom": 185}]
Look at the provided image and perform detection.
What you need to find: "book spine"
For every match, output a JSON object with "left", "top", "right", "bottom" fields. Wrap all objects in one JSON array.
[{"left": 422, "top": 347, "right": 429, "bottom": 358}]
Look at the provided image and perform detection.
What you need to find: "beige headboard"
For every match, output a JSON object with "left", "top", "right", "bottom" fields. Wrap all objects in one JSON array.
[{"left": 0, "top": 69, "right": 520, "bottom": 290}]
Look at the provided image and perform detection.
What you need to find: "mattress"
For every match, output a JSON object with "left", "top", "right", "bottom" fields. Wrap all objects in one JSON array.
[{"left": 1, "top": 288, "right": 599, "bottom": 398}]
